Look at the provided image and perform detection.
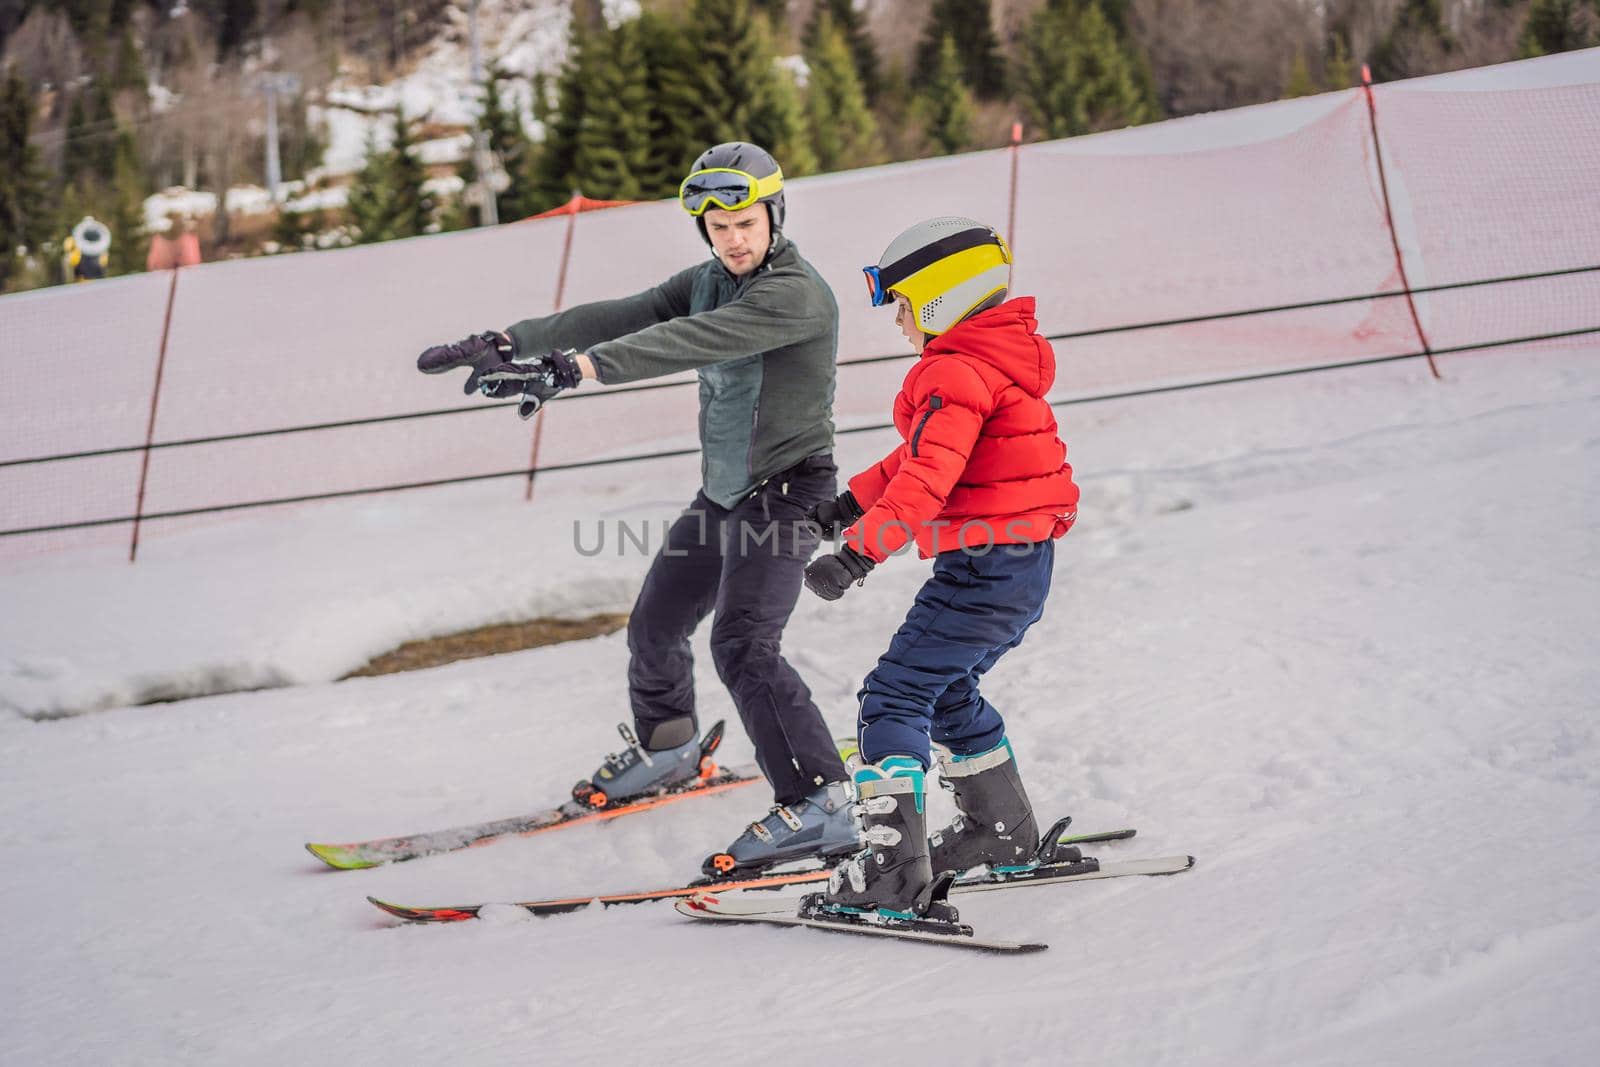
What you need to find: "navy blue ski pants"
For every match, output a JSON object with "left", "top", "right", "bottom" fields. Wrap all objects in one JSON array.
[
  {"left": 857, "top": 540, "right": 1055, "bottom": 769},
  {"left": 628, "top": 453, "right": 849, "bottom": 805}
]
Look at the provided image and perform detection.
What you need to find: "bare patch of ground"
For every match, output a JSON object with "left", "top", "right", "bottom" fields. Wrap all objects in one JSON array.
[{"left": 341, "top": 613, "right": 629, "bottom": 680}]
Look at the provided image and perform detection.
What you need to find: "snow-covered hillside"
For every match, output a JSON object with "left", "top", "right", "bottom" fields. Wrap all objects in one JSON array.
[
  {"left": 144, "top": 0, "right": 583, "bottom": 231},
  {"left": 3, "top": 340, "right": 1597, "bottom": 1065}
]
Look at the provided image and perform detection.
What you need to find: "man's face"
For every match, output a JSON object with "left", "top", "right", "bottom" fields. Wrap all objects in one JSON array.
[
  {"left": 703, "top": 203, "right": 772, "bottom": 277},
  {"left": 895, "top": 294, "right": 926, "bottom": 353}
]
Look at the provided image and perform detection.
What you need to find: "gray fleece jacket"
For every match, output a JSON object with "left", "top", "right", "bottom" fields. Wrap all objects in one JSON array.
[{"left": 504, "top": 236, "right": 838, "bottom": 508}]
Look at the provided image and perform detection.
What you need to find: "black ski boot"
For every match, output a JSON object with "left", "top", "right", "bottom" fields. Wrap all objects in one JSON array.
[
  {"left": 816, "top": 757, "right": 947, "bottom": 918},
  {"left": 928, "top": 738, "right": 1041, "bottom": 877}
]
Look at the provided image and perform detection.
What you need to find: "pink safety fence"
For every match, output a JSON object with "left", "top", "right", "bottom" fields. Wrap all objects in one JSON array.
[{"left": 3, "top": 52, "right": 1598, "bottom": 562}]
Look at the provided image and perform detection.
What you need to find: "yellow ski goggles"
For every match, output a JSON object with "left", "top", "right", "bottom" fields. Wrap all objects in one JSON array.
[{"left": 678, "top": 167, "right": 785, "bottom": 216}]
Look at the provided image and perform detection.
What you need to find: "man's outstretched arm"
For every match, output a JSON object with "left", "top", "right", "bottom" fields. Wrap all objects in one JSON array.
[{"left": 583, "top": 272, "right": 833, "bottom": 385}]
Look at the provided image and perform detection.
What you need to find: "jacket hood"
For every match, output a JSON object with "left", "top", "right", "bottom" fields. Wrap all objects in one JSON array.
[{"left": 923, "top": 296, "right": 1053, "bottom": 398}]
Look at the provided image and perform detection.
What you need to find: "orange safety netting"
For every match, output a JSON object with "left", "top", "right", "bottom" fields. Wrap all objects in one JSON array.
[{"left": 3, "top": 52, "right": 1598, "bottom": 560}]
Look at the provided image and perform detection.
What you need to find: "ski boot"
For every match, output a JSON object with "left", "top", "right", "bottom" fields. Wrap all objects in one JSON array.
[
  {"left": 928, "top": 737, "right": 1042, "bottom": 877},
  {"left": 572, "top": 717, "right": 716, "bottom": 809},
  {"left": 702, "top": 780, "right": 859, "bottom": 879},
  {"left": 805, "top": 756, "right": 964, "bottom": 931}
]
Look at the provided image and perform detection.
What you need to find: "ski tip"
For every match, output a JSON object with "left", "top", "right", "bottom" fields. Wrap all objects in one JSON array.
[
  {"left": 305, "top": 842, "right": 375, "bottom": 870},
  {"left": 367, "top": 896, "right": 480, "bottom": 923},
  {"left": 367, "top": 896, "right": 421, "bottom": 920}
]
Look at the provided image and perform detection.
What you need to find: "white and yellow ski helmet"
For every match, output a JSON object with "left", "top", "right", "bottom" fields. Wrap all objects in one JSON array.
[{"left": 863, "top": 217, "right": 1012, "bottom": 335}]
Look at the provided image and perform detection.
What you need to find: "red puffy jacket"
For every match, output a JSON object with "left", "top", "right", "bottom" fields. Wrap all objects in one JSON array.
[{"left": 845, "top": 297, "right": 1079, "bottom": 562}]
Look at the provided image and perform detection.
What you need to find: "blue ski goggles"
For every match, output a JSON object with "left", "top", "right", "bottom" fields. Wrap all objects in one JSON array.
[{"left": 862, "top": 264, "right": 892, "bottom": 307}]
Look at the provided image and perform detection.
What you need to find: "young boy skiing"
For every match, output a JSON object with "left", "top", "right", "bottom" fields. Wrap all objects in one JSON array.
[{"left": 802, "top": 217, "right": 1080, "bottom": 922}]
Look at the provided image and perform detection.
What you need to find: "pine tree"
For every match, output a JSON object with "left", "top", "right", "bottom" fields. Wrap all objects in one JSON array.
[
  {"left": 1519, "top": 0, "right": 1600, "bottom": 57},
  {"left": 763, "top": 59, "right": 818, "bottom": 178},
  {"left": 103, "top": 125, "right": 147, "bottom": 274},
  {"left": 637, "top": 10, "right": 703, "bottom": 198},
  {"left": 344, "top": 109, "right": 431, "bottom": 244},
  {"left": 670, "top": 0, "right": 808, "bottom": 168},
  {"left": 481, "top": 73, "right": 528, "bottom": 169},
  {"left": 62, "top": 91, "right": 98, "bottom": 189},
  {"left": 915, "top": 0, "right": 1005, "bottom": 100},
  {"left": 1284, "top": 52, "right": 1317, "bottom": 98},
  {"left": 747, "top": 8, "right": 816, "bottom": 177},
  {"left": 385, "top": 105, "right": 433, "bottom": 238},
  {"left": 916, "top": 34, "right": 974, "bottom": 156},
  {"left": 271, "top": 205, "right": 321, "bottom": 250},
  {"left": 1369, "top": 0, "right": 1455, "bottom": 81},
  {"left": 528, "top": 28, "right": 594, "bottom": 210},
  {"left": 477, "top": 71, "right": 532, "bottom": 222},
  {"left": 89, "top": 81, "right": 118, "bottom": 181},
  {"left": 345, "top": 129, "right": 394, "bottom": 244},
  {"left": 1324, "top": 32, "right": 1356, "bottom": 90},
  {"left": 1, "top": 66, "right": 54, "bottom": 291},
  {"left": 803, "top": 11, "right": 880, "bottom": 172},
  {"left": 575, "top": 19, "right": 653, "bottom": 200},
  {"left": 802, "top": 0, "right": 879, "bottom": 102},
  {"left": 1068, "top": 3, "right": 1149, "bottom": 132},
  {"left": 1017, "top": 1, "right": 1151, "bottom": 139}
]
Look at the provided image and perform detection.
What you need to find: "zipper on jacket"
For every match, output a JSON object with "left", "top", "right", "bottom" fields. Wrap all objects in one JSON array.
[{"left": 910, "top": 395, "right": 943, "bottom": 457}]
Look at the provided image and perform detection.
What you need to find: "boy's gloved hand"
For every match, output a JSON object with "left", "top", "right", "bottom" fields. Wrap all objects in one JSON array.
[
  {"left": 416, "top": 330, "right": 515, "bottom": 394},
  {"left": 804, "top": 545, "right": 875, "bottom": 601},
  {"left": 477, "top": 348, "right": 584, "bottom": 419},
  {"left": 804, "top": 490, "right": 864, "bottom": 540}
]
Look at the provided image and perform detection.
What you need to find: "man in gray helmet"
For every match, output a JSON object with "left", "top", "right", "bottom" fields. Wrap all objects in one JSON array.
[{"left": 416, "top": 143, "right": 855, "bottom": 877}]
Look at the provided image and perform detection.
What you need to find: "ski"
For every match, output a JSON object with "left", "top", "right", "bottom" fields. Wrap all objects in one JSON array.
[
  {"left": 673, "top": 893, "right": 1047, "bottom": 954},
  {"left": 308, "top": 722, "right": 757, "bottom": 870},
  {"left": 679, "top": 854, "right": 1197, "bottom": 920},
  {"left": 367, "top": 867, "right": 831, "bottom": 922},
  {"left": 953, "top": 853, "right": 1194, "bottom": 894},
  {"left": 363, "top": 824, "right": 1151, "bottom": 922},
  {"left": 1057, "top": 825, "right": 1137, "bottom": 846},
  {"left": 672, "top": 853, "right": 1195, "bottom": 950}
]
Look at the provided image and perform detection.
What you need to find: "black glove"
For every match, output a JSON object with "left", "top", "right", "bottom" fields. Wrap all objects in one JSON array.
[
  {"left": 804, "top": 545, "right": 875, "bottom": 601},
  {"left": 805, "top": 490, "right": 865, "bottom": 540},
  {"left": 416, "top": 330, "right": 516, "bottom": 395},
  {"left": 477, "top": 348, "right": 584, "bottom": 419}
]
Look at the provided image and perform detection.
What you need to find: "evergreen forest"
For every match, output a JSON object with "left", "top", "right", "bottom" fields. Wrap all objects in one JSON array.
[{"left": 2, "top": 0, "right": 1595, "bottom": 291}]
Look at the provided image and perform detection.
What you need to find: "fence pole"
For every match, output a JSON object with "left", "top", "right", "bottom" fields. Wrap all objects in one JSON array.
[
  {"left": 129, "top": 266, "right": 182, "bottom": 561},
  {"left": 1006, "top": 121, "right": 1022, "bottom": 256},
  {"left": 1360, "top": 65, "right": 1440, "bottom": 380},
  {"left": 526, "top": 191, "right": 583, "bottom": 502}
]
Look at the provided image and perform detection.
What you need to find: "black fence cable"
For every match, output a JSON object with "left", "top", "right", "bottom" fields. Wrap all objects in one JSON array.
[
  {"left": 6, "top": 321, "right": 1596, "bottom": 540},
  {"left": 4, "top": 262, "right": 1595, "bottom": 473}
]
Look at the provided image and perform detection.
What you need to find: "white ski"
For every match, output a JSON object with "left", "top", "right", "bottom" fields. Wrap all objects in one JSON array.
[
  {"left": 673, "top": 896, "right": 1048, "bottom": 954},
  {"left": 680, "top": 854, "right": 1197, "bottom": 919}
]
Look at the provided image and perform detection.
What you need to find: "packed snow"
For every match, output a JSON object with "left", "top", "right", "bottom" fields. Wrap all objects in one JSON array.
[{"left": 2, "top": 336, "right": 1597, "bottom": 1064}]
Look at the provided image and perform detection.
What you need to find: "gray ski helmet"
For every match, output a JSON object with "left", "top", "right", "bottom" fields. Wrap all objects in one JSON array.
[
  {"left": 680, "top": 141, "right": 785, "bottom": 243},
  {"left": 868, "top": 217, "right": 1012, "bottom": 336}
]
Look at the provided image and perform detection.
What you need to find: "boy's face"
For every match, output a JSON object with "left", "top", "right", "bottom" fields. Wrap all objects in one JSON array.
[
  {"left": 894, "top": 294, "right": 926, "bottom": 353},
  {"left": 703, "top": 204, "right": 772, "bottom": 277}
]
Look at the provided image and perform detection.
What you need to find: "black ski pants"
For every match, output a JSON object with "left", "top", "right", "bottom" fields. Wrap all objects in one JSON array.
[{"left": 627, "top": 453, "right": 849, "bottom": 805}]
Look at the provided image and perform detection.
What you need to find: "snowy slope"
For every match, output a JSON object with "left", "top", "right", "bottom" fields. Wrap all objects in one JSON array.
[{"left": 3, "top": 342, "right": 1597, "bottom": 1065}]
